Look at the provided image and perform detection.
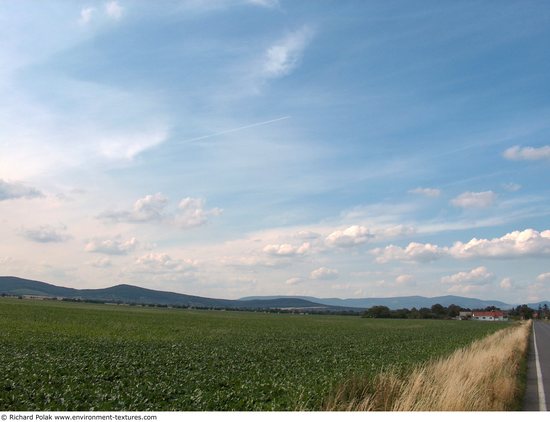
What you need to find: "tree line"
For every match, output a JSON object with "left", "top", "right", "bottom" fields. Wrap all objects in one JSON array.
[{"left": 361, "top": 303, "right": 548, "bottom": 320}]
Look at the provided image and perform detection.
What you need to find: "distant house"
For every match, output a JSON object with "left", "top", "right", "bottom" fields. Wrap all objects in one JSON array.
[
  {"left": 472, "top": 311, "right": 508, "bottom": 321},
  {"left": 458, "top": 311, "right": 472, "bottom": 320}
]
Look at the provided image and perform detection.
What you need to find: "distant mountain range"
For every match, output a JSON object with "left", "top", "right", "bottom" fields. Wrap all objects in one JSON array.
[
  {"left": 240, "top": 295, "right": 515, "bottom": 310},
  {"left": 2, "top": 276, "right": 547, "bottom": 311},
  {"left": 0, "top": 276, "right": 347, "bottom": 311}
]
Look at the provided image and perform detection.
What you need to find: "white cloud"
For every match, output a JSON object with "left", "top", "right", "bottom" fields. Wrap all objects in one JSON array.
[
  {"left": 85, "top": 237, "right": 138, "bottom": 255},
  {"left": 372, "top": 228, "right": 550, "bottom": 263},
  {"left": 99, "top": 194, "right": 221, "bottom": 228},
  {"left": 19, "top": 225, "right": 71, "bottom": 243},
  {"left": 263, "top": 242, "right": 310, "bottom": 257},
  {"left": 450, "top": 229, "right": 550, "bottom": 259},
  {"left": 441, "top": 266, "right": 494, "bottom": 284},
  {"left": 395, "top": 274, "right": 413, "bottom": 284},
  {"left": 502, "top": 182, "right": 522, "bottom": 192},
  {"left": 372, "top": 242, "right": 443, "bottom": 264},
  {"left": 78, "top": 7, "right": 96, "bottom": 25},
  {"left": 247, "top": 0, "right": 279, "bottom": 7},
  {"left": 441, "top": 266, "right": 494, "bottom": 293},
  {"left": 409, "top": 187, "right": 441, "bottom": 197},
  {"left": 325, "top": 225, "right": 372, "bottom": 247},
  {"left": 375, "top": 225, "right": 416, "bottom": 239},
  {"left": 134, "top": 253, "right": 197, "bottom": 274},
  {"left": 503, "top": 145, "right": 550, "bottom": 161},
  {"left": 98, "top": 129, "right": 168, "bottom": 161},
  {"left": 105, "top": 1, "right": 124, "bottom": 20},
  {"left": 262, "top": 27, "right": 313, "bottom": 79},
  {"left": 100, "top": 193, "right": 168, "bottom": 223},
  {"left": 90, "top": 257, "right": 112, "bottom": 268},
  {"left": 175, "top": 197, "right": 223, "bottom": 229},
  {"left": 536, "top": 272, "right": 550, "bottom": 282},
  {"left": 450, "top": 191, "right": 497, "bottom": 209},
  {"left": 310, "top": 266, "right": 339, "bottom": 280},
  {"left": 0, "top": 179, "right": 43, "bottom": 201},
  {"left": 285, "top": 277, "right": 303, "bottom": 285},
  {"left": 500, "top": 277, "right": 513, "bottom": 290}
]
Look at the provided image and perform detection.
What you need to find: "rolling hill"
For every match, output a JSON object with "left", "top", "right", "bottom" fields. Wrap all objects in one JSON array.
[
  {"left": 239, "top": 294, "right": 514, "bottom": 310},
  {"left": 0, "top": 276, "right": 344, "bottom": 311}
]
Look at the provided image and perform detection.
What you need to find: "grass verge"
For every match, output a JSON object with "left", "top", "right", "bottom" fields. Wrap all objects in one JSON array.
[{"left": 324, "top": 321, "right": 531, "bottom": 411}]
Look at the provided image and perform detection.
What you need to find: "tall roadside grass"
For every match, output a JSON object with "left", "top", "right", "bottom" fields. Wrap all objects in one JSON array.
[{"left": 324, "top": 321, "right": 531, "bottom": 411}]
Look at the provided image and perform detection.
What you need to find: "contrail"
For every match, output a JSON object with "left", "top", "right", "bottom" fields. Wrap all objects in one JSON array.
[{"left": 178, "top": 116, "right": 291, "bottom": 145}]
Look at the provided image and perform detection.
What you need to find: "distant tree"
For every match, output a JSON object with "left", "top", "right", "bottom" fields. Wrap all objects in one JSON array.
[
  {"left": 392, "top": 308, "right": 409, "bottom": 319},
  {"left": 363, "top": 306, "right": 391, "bottom": 318},
  {"left": 408, "top": 307, "right": 421, "bottom": 319},
  {"left": 419, "top": 307, "right": 433, "bottom": 319},
  {"left": 447, "top": 304, "right": 461, "bottom": 318},
  {"left": 514, "top": 304, "right": 535, "bottom": 320},
  {"left": 431, "top": 304, "right": 446, "bottom": 317},
  {"left": 484, "top": 306, "right": 499, "bottom": 311}
]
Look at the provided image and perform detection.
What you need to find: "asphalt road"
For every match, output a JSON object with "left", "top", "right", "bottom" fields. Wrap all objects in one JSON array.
[{"left": 524, "top": 320, "right": 550, "bottom": 411}]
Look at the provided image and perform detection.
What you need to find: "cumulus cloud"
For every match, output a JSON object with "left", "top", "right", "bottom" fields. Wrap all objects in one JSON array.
[
  {"left": 0, "top": 179, "right": 43, "bottom": 201},
  {"left": 441, "top": 266, "right": 494, "bottom": 285},
  {"left": 262, "top": 26, "right": 313, "bottom": 79},
  {"left": 371, "top": 229, "right": 550, "bottom": 263},
  {"left": 263, "top": 242, "right": 310, "bottom": 257},
  {"left": 441, "top": 266, "right": 494, "bottom": 293},
  {"left": 19, "top": 225, "right": 71, "bottom": 243},
  {"left": 325, "top": 225, "right": 372, "bottom": 247},
  {"left": 85, "top": 237, "right": 138, "bottom": 255},
  {"left": 536, "top": 272, "right": 550, "bottom": 282},
  {"left": 134, "top": 253, "right": 197, "bottom": 274},
  {"left": 175, "top": 197, "right": 223, "bottom": 229},
  {"left": 100, "top": 193, "right": 168, "bottom": 223},
  {"left": 450, "top": 191, "right": 497, "bottom": 209},
  {"left": 449, "top": 229, "right": 550, "bottom": 259},
  {"left": 409, "top": 187, "right": 441, "bottom": 197},
  {"left": 500, "top": 277, "right": 513, "bottom": 290},
  {"left": 99, "top": 194, "right": 221, "bottom": 228},
  {"left": 310, "top": 267, "right": 338, "bottom": 280},
  {"left": 372, "top": 242, "right": 443, "bottom": 264},
  {"left": 105, "top": 1, "right": 123, "bottom": 20},
  {"left": 395, "top": 274, "right": 413, "bottom": 284},
  {"left": 503, "top": 145, "right": 550, "bottom": 161}
]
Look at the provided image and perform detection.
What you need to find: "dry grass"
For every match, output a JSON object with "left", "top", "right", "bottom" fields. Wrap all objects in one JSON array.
[{"left": 324, "top": 321, "right": 531, "bottom": 411}]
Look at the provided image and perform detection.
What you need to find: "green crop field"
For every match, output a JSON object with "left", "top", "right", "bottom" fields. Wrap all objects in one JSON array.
[{"left": 0, "top": 298, "right": 509, "bottom": 411}]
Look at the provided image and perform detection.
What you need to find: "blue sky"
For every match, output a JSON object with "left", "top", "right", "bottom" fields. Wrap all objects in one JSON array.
[{"left": 1, "top": 0, "right": 550, "bottom": 303}]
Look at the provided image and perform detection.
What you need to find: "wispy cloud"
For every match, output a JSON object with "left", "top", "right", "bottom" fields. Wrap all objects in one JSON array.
[
  {"left": 19, "top": 225, "right": 71, "bottom": 243},
  {"left": 105, "top": 1, "right": 124, "bottom": 20},
  {"left": 503, "top": 145, "right": 550, "bottom": 161},
  {"left": 0, "top": 179, "right": 43, "bottom": 201},
  {"left": 409, "top": 187, "right": 441, "bottom": 197},
  {"left": 262, "top": 26, "right": 314, "bottom": 79},
  {"left": 450, "top": 191, "right": 497, "bottom": 209},
  {"left": 78, "top": 7, "right": 95, "bottom": 25}
]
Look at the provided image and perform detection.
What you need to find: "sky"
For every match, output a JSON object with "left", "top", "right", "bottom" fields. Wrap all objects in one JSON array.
[{"left": 1, "top": 0, "right": 550, "bottom": 304}]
